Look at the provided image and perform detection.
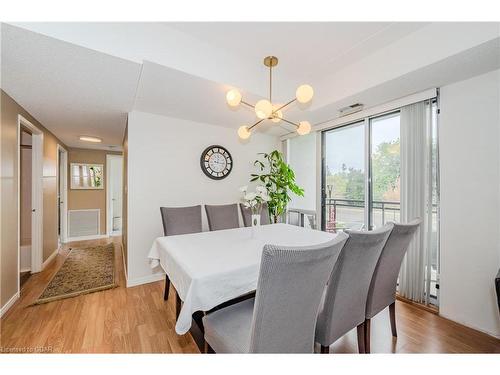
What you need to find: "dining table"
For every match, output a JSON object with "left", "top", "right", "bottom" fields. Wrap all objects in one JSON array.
[{"left": 148, "top": 223, "right": 337, "bottom": 336}]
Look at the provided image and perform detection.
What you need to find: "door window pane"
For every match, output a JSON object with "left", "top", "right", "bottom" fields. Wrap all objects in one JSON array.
[
  {"left": 370, "top": 112, "right": 401, "bottom": 229},
  {"left": 323, "top": 122, "right": 365, "bottom": 232}
]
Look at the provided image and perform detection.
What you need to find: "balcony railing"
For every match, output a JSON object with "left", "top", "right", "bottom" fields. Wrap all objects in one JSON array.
[{"left": 324, "top": 198, "right": 402, "bottom": 232}]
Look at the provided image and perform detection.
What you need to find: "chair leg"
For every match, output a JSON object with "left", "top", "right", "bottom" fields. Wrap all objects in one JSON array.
[
  {"left": 204, "top": 342, "right": 215, "bottom": 353},
  {"left": 356, "top": 322, "right": 366, "bottom": 354},
  {"left": 364, "top": 319, "right": 371, "bottom": 354},
  {"left": 320, "top": 345, "right": 329, "bottom": 354},
  {"left": 163, "top": 275, "right": 170, "bottom": 301},
  {"left": 389, "top": 302, "right": 397, "bottom": 337}
]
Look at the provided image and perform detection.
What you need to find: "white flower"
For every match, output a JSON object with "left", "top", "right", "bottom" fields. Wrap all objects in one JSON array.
[
  {"left": 239, "top": 185, "right": 248, "bottom": 193},
  {"left": 244, "top": 192, "right": 257, "bottom": 201},
  {"left": 255, "top": 185, "right": 267, "bottom": 194},
  {"left": 260, "top": 193, "right": 271, "bottom": 202}
]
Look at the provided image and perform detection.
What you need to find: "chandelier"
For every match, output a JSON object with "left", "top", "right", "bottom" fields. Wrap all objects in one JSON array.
[{"left": 225, "top": 56, "right": 313, "bottom": 139}]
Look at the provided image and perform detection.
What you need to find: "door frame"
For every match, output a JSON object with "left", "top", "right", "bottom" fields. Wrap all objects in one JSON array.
[
  {"left": 106, "top": 154, "right": 123, "bottom": 236},
  {"left": 56, "top": 144, "right": 68, "bottom": 244},
  {"left": 17, "top": 115, "right": 44, "bottom": 277}
]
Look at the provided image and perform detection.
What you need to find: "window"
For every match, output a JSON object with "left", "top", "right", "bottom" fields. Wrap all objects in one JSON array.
[
  {"left": 322, "top": 121, "right": 365, "bottom": 231},
  {"left": 370, "top": 112, "right": 401, "bottom": 229}
]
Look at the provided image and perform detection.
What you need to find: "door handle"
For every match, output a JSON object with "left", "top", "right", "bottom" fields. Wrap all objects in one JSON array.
[{"left": 32, "top": 209, "right": 36, "bottom": 212}]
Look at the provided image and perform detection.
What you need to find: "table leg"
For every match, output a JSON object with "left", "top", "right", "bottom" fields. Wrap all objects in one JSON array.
[
  {"left": 164, "top": 275, "right": 170, "bottom": 301},
  {"left": 175, "top": 289, "right": 182, "bottom": 320}
]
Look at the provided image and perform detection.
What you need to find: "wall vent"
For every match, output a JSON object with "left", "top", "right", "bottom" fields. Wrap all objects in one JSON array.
[
  {"left": 338, "top": 103, "right": 364, "bottom": 117},
  {"left": 68, "top": 209, "right": 100, "bottom": 238}
]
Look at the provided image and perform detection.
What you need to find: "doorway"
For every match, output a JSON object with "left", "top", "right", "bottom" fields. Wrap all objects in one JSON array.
[
  {"left": 106, "top": 154, "right": 123, "bottom": 236},
  {"left": 17, "top": 115, "right": 44, "bottom": 284},
  {"left": 19, "top": 128, "right": 32, "bottom": 287},
  {"left": 57, "top": 145, "right": 68, "bottom": 244}
]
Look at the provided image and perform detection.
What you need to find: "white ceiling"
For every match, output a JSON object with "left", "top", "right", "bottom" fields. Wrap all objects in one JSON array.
[
  {"left": 1, "top": 23, "right": 141, "bottom": 150},
  {"left": 1, "top": 22, "right": 498, "bottom": 150},
  {"left": 168, "top": 22, "right": 428, "bottom": 85}
]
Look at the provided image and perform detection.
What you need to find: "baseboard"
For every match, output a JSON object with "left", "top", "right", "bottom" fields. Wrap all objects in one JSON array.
[
  {"left": 42, "top": 248, "right": 59, "bottom": 270},
  {"left": 126, "top": 273, "right": 165, "bottom": 288},
  {"left": 65, "top": 234, "right": 109, "bottom": 243},
  {"left": 0, "top": 291, "right": 20, "bottom": 318},
  {"left": 439, "top": 311, "right": 500, "bottom": 339}
]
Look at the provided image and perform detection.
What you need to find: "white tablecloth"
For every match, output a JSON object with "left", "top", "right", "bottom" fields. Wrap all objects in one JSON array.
[{"left": 148, "top": 223, "right": 336, "bottom": 334}]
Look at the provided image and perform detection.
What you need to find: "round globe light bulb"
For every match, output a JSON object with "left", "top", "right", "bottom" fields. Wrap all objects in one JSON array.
[
  {"left": 226, "top": 89, "right": 242, "bottom": 107},
  {"left": 271, "top": 107, "right": 283, "bottom": 123},
  {"left": 238, "top": 125, "right": 251, "bottom": 140},
  {"left": 254, "top": 99, "right": 273, "bottom": 119},
  {"left": 295, "top": 84, "right": 314, "bottom": 104},
  {"left": 297, "top": 121, "right": 311, "bottom": 135}
]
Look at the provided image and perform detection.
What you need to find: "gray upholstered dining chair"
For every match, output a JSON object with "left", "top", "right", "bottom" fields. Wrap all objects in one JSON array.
[
  {"left": 202, "top": 233, "right": 349, "bottom": 353},
  {"left": 315, "top": 224, "right": 393, "bottom": 354},
  {"left": 160, "top": 205, "right": 202, "bottom": 300},
  {"left": 239, "top": 203, "right": 271, "bottom": 227},
  {"left": 205, "top": 203, "right": 240, "bottom": 231},
  {"left": 364, "top": 219, "right": 421, "bottom": 353}
]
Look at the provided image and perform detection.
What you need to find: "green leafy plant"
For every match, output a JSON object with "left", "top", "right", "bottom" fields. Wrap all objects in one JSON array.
[{"left": 251, "top": 150, "right": 304, "bottom": 223}]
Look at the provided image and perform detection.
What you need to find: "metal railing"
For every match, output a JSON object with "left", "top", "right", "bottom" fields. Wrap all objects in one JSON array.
[
  {"left": 324, "top": 198, "right": 402, "bottom": 231},
  {"left": 286, "top": 208, "right": 317, "bottom": 229}
]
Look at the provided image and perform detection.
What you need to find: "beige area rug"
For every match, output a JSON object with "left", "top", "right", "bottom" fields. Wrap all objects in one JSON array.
[{"left": 33, "top": 243, "right": 117, "bottom": 305}]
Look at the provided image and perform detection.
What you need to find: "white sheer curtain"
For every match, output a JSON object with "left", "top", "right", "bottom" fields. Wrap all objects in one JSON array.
[{"left": 398, "top": 100, "right": 433, "bottom": 303}]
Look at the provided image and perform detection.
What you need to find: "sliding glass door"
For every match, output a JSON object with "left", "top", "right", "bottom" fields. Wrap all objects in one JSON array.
[
  {"left": 321, "top": 101, "right": 439, "bottom": 306},
  {"left": 322, "top": 113, "right": 401, "bottom": 231}
]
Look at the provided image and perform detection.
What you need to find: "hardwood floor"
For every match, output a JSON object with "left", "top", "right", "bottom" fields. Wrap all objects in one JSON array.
[
  {"left": 1, "top": 236, "right": 499, "bottom": 353},
  {"left": 0, "top": 237, "right": 199, "bottom": 353}
]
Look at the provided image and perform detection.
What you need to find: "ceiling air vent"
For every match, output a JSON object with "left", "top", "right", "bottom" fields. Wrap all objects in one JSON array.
[{"left": 338, "top": 103, "right": 364, "bottom": 117}]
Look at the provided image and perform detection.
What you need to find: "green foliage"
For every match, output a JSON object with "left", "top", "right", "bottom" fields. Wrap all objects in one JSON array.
[
  {"left": 371, "top": 140, "right": 400, "bottom": 201},
  {"left": 326, "top": 139, "right": 400, "bottom": 202},
  {"left": 251, "top": 150, "right": 304, "bottom": 222}
]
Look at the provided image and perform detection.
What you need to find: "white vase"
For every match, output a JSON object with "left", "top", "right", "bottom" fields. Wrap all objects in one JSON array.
[
  {"left": 252, "top": 214, "right": 261, "bottom": 227},
  {"left": 251, "top": 214, "right": 261, "bottom": 238}
]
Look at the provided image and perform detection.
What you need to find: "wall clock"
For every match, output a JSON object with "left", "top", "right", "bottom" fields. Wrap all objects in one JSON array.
[{"left": 200, "top": 145, "right": 233, "bottom": 180}]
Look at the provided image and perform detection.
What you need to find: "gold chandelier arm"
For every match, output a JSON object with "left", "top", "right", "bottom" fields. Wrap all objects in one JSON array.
[
  {"left": 274, "top": 98, "right": 297, "bottom": 113},
  {"left": 241, "top": 100, "right": 255, "bottom": 108},
  {"left": 248, "top": 118, "right": 265, "bottom": 130},
  {"left": 281, "top": 117, "right": 299, "bottom": 128}
]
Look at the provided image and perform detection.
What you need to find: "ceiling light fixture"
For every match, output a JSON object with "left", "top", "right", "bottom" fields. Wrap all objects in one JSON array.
[
  {"left": 226, "top": 56, "right": 314, "bottom": 139},
  {"left": 79, "top": 136, "right": 102, "bottom": 143}
]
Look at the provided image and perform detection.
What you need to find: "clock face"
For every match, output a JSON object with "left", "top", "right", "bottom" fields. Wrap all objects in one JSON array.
[{"left": 200, "top": 145, "right": 233, "bottom": 180}]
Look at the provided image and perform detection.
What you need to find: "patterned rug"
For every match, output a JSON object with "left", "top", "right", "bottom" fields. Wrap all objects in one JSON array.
[{"left": 34, "top": 243, "right": 116, "bottom": 305}]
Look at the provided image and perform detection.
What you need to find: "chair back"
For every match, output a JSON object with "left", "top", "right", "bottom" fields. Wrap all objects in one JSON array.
[
  {"left": 160, "top": 205, "right": 202, "bottom": 236},
  {"left": 366, "top": 219, "right": 421, "bottom": 318},
  {"left": 239, "top": 203, "right": 271, "bottom": 227},
  {"left": 315, "top": 225, "right": 393, "bottom": 346},
  {"left": 205, "top": 204, "right": 239, "bottom": 231},
  {"left": 248, "top": 233, "right": 349, "bottom": 353}
]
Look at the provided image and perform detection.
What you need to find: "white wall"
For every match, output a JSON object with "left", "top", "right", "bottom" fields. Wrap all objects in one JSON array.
[
  {"left": 287, "top": 133, "right": 317, "bottom": 211},
  {"left": 439, "top": 69, "right": 500, "bottom": 338},
  {"left": 126, "top": 111, "right": 280, "bottom": 285}
]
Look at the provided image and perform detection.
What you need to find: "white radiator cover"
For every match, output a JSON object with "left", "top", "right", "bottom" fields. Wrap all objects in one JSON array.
[{"left": 68, "top": 209, "right": 100, "bottom": 238}]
